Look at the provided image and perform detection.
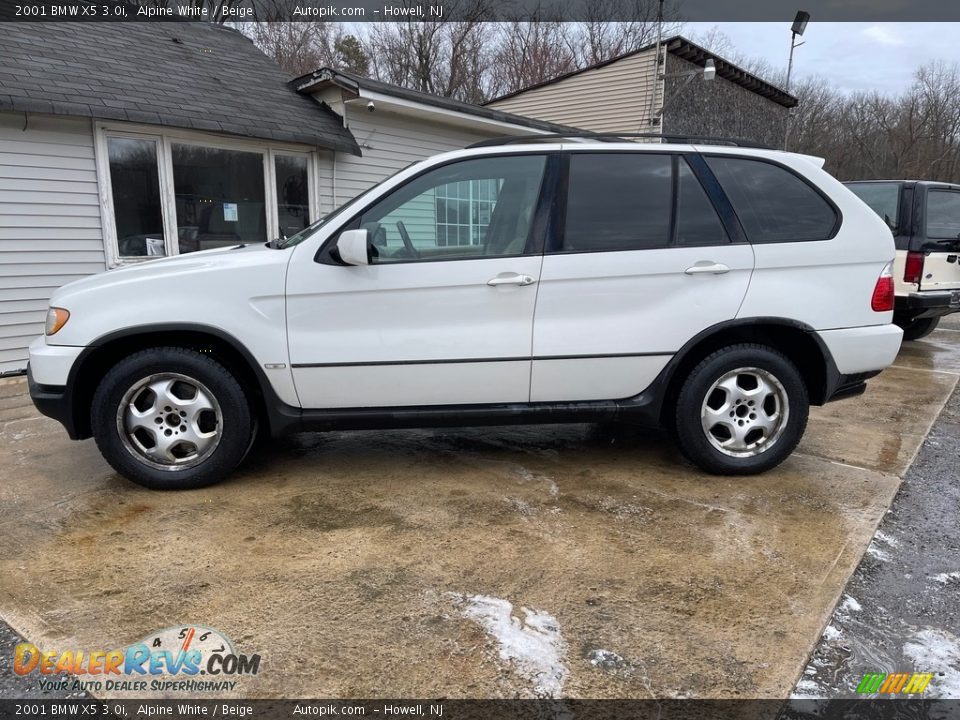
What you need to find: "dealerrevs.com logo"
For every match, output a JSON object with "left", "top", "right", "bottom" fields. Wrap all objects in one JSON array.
[{"left": 13, "top": 625, "right": 261, "bottom": 693}]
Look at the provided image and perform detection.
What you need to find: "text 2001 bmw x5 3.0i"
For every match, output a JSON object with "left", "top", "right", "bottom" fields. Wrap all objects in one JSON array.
[{"left": 28, "top": 138, "right": 903, "bottom": 489}]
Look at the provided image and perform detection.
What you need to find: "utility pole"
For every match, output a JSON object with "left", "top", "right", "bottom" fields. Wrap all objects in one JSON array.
[{"left": 784, "top": 10, "right": 810, "bottom": 150}]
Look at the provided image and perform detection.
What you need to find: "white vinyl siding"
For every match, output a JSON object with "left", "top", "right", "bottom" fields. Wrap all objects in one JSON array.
[
  {"left": 0, "top": 113, "right": 105, "bottom": 374},
  {"left": 487, "top": 48, "right": 662, "bottom": 134},
  {"left": 324, "top": 109, "right": 495, "bottom": 212}
]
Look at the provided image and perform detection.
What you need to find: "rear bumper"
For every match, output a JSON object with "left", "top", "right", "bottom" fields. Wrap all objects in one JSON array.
[
  {"left": 816, "top": 324, "right": 903, "bottom": 376},
  {"left": 898, "top": 291, "right": 960, "bottom": 319}
]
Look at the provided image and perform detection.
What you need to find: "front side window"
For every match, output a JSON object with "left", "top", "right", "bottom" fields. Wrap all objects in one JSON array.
[
  {"left": 705, "top": 156, "right": 838, "bottom": 243},
  {"left": 846, "top": 182, "right": 900, "bottom": 232},
  {"left": 107, "top": 137, "right": 166, "bottom": 258},
  {"left": 355, "top": 155, "right": 547, "bottom": 263},
  {"left": 563, "top": 153, "right": 673, "bottom": 252},
  {"left": 171, "top": 144, "right": 267, "bottom": 254},
  {"left": 926, "top": 190, "right": 960, "bottom": 240}
]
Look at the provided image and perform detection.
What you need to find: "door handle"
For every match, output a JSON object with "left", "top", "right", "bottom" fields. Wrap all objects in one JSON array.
[
  {"left": 487, "top": 273, "right": 536, "bottom": 287},
  {"left": 685, "top": 262, "right": 730, "bottom": 275}
]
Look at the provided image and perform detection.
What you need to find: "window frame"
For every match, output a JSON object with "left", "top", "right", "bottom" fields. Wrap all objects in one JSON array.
[
  {"left": 315, "top": 151, "right": 559, "bottom": 266},
  {"left": 699, "top": 153, "right": 843, "bottom": 244},
  {"left": 545, "top": 150, "right": 739, "bottom": 255},
  {"left": 844, "top": 180, "right": 902, "bottom": 236},
  {"left": 94, "top": 121, "right": 321, "bottom": 268}
]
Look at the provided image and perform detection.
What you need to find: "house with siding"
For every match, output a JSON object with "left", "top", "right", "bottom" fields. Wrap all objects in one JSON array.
[
  {"left": 486, "top": 35, "right": 797, "bottom": 147},
  {"left": 0, "top": 23, "right": 574, "bottom": 374}
]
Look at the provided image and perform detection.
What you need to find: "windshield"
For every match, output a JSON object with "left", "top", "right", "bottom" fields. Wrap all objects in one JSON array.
[{"left": 278, "top": 161, "right": 420, "bottom": 249}]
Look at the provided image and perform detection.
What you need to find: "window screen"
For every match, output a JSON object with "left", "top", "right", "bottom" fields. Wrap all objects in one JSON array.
[
  {"left": 676, "top": 158, "right": 729, "bottom": 246},
  {"left": 705, "top": 156, "right": 838, "bottom": 243},
  {"left": 562, "top": 153, "right": 672, "bottom": 252}
]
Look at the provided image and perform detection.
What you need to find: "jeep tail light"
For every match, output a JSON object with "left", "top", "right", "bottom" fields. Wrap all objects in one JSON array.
[
  {"left": 871, "top": 264, "right": 895, "bottom": 312},
  {"left": 904, "top": 251, "right": 924, "bottom": 284}
]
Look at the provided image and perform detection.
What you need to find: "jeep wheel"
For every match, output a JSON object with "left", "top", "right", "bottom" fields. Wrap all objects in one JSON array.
[
  {"left": 897, "top": 316, "right": 939, "bottom": 342},
  {"left": 674, "top": 344, "right": 809, "bottom": 475},
  {"left": 92, "top": 347, "right": 253, "bottom": 489}
]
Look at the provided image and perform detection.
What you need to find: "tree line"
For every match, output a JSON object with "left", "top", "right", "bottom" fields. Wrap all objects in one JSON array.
[{"left": 241, "top": 18, "right": 960, "bottom": 183}]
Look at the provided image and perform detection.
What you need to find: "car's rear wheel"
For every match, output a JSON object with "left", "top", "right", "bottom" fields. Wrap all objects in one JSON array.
[
  {"left": 674, "top": 344, "right": 809, "bottom": 475},
  {"left": 92, "top": 347, "right": 252, "bottom": 489},
  {"left": 896, "top": 316, "right": 939, "bottom": 341}
]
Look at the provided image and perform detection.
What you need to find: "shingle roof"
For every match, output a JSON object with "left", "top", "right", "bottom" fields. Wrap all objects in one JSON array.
[
  {"left": 0, "top": 22, "right": 360, "bottom": 154},
  {"left": 290, "top": 68, "right": 585, "bottom": 135}
]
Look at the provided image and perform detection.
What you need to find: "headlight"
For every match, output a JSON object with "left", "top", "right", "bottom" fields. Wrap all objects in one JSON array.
[{"left": 45, "top": 307, "right": 70, "bottom": 336}]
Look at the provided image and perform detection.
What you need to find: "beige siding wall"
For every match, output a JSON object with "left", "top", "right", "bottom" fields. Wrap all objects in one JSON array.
[
  {"left": 0, "top": 113, "right": 105, "bottom": 374},
  {"left": 487, "top": 48, "right": 662, "bottom": 134}
]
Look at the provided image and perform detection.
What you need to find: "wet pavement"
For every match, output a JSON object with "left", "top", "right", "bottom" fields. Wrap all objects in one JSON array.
[
  {"left": 0, "top": 326, "right": 957, "bottom": 700},
  {"left": 793, "top": 325, "right": 960, "bottom": 700}
]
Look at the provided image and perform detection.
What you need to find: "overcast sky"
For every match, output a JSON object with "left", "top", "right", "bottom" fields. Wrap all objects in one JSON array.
[{"left": 684, "top": 22, "right": 960, "bottom": 94}]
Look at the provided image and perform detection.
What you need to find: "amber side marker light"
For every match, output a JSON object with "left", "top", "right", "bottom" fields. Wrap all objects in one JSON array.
[{"left": 45, "top": 307, "right": 70, "bottom": 336}]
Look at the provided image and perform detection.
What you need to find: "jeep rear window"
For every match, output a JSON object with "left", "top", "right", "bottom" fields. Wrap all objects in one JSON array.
[
  {"left": 846, "top": 182, "right": 900, "bottom": 232},
  {"left": 705, "top": 156, "right": 838, "bottom": 243},
  {"left": 926, "top": 190, "right": 960, "bottom": 240}
]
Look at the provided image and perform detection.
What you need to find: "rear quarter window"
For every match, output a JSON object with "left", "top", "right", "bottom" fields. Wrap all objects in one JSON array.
[
  {"left": 845, "top": 182, "right": 900, "bottom": 233},
  {"left": 926, "top": 190, "right": 960, "bottom": 240},
  {"left": 705, "top": 156, "right": 839, "bottom": 243}
]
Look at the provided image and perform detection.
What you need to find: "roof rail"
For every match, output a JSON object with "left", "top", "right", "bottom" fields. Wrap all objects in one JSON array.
[{"left": 467, "top": 132, "right": 773, "bottom": 150}]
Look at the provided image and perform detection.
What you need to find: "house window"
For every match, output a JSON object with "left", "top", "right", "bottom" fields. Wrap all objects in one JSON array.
[
  {"left": 106, "top": 137, "right": 166, "bottom": 258},
  {"left": 99, "top": 125, "right": 317, "bottom": 265},
  {"left": 435, "top": 179, "right": 500, "bottom": 247},
  {"left": 171, "top": 144, "right": 267, "bottom": 253},
  {"left": 275, "top": 154, "right": 311, "bottom": 238}
]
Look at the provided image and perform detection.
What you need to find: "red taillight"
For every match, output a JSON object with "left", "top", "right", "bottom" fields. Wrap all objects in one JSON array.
[
  {"left": 904, "top": 251, "right": 924, "bottom": 284},
  {"left": 872, "top": 269, "right": 895, "bottom": 312}
]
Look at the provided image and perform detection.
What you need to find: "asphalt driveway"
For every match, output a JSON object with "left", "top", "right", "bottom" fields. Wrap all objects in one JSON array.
[{"left": 0, "top": 327, "right": 956, "bottom": 699}]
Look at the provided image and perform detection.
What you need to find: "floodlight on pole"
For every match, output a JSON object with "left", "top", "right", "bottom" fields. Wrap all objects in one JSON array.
[{"left": 784, "top": 10, "right": 809, "bottom": 151}]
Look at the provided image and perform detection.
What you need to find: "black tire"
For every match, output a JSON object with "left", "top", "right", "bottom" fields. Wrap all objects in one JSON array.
[
  {"left": 897, "top": 316, "right": 939, "bottom": 341},
  {"left": 91, "top": 347, "right": 253, "bottom": 490},
  {"left": 673, "top": 344, "right": 809, "bottom": 475}
]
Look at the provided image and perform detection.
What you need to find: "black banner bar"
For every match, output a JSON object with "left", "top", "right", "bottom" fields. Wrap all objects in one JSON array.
[
  {"left": 2, "top": 0, "right": 960, "bottom": 22},
  {"left": 2, "top": 700, "right": 960, "bottom": 720}
]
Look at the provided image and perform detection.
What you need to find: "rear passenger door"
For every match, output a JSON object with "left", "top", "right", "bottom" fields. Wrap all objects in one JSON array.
[{"left": 530, "top": 151, "right": 754, "bottom": 402}]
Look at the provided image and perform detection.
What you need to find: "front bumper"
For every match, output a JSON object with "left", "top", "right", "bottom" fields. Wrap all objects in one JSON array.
[
  {"left": 898, "top": 290, "right": 960, "bottom": 319},
  {"left": 27, "top": 364, "right": 79, "bottom": 439},
  {"left": 27, "top": 336, "right": 86, "bottom": 439}
]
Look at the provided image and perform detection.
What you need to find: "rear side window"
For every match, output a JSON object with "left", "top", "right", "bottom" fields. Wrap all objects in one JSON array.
[
  {"left": 563, "top": 153, "right": 672, "bottom": 252},
  {"left": 926, "top": 190, "right": 960, "bottom": 239},
  {"left": 846, "top": 182, "right": 900, "bottom": 232},
  {"left": 705, "top": 156, "right": 838, "bottom": 243},
  {"left": 676, "top": 158, "right": 729, "bottom": 247}
]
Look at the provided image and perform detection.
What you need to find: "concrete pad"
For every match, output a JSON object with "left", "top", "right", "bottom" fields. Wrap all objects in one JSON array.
[{"left": 0, "top": 337, "right": 955, "bottom": 699}]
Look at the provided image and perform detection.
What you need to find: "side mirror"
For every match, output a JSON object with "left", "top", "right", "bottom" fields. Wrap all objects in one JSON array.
[{"left": 335, "top": 229, "right": 371, "bottom": 266}]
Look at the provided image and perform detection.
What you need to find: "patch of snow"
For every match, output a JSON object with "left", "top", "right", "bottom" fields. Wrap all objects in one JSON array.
[
  {"left": 874, "top": 530, "right": 899, "bottom": 547},
  {"left": 453, "top": 594, "right": 568, "bottom": 698},
  {"left": 588, "top": 648, "right": 625, "bottom": 671},
  {"left": 930, "top": 572, "right": 960, "bottom": 585},
  {"left": 545, "top": 478, "right": 559, "bottom": 497},
  {"left": 841, "top": 595, "right": 862, "bottom": 614},
  {"left": 902, "top": 628, "right": 960, "bottom": 699},
  {"left": 790, "top": 677, "right": 826, "bottom": 699},
  {"left": 822, "top": 625, "right": 842, "bottom": 641},
  {"left": 866, "top": 542, "right": 891, "bottom": 562}
]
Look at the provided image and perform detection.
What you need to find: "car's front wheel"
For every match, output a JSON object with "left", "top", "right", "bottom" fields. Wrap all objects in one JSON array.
[
  {"left": 91, "top": 347, "right": 253, "bottom": 489},
  {"left": 673, "top": 344, "right": 809, "bottom": 475}
]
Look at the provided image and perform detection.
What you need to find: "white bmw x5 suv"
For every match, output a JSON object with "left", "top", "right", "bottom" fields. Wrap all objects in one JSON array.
[{"left": 29, "top": 137, "right": 903, "bottom": 489}]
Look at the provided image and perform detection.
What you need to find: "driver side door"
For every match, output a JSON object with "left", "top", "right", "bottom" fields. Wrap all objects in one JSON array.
[{"left": 285, "top": 153, "right": 551, "bottom": 409}]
